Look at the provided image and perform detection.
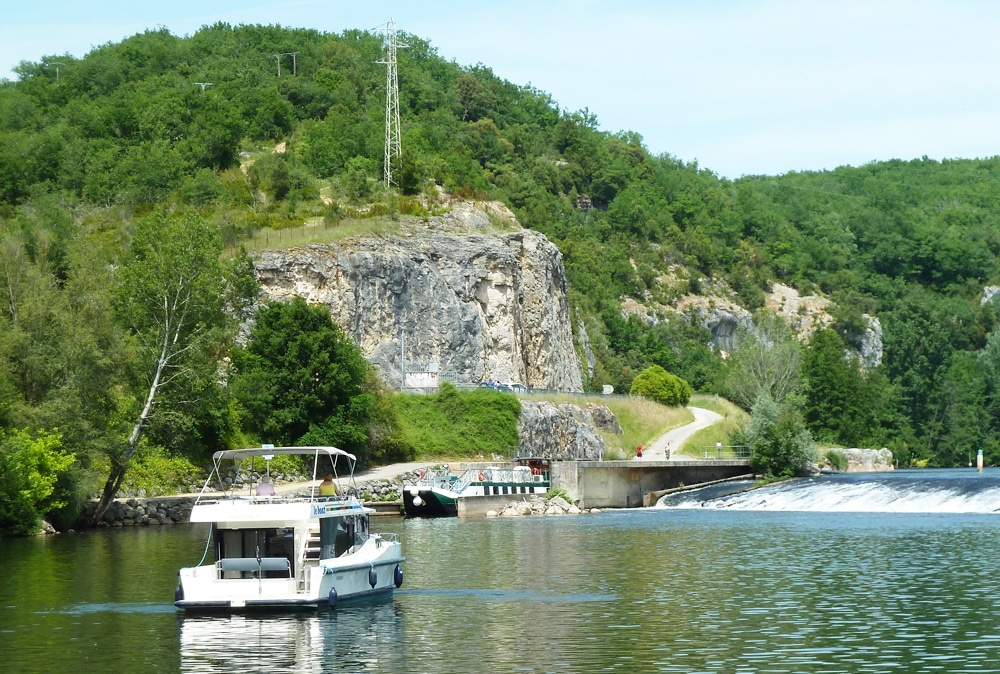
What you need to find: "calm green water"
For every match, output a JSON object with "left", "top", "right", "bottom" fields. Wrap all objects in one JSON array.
[{"left": 2, "top": 509, "right": 1000, "bottom": 673}]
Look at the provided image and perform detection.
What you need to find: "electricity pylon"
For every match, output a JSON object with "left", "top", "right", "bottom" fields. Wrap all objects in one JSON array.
[{"left": 377, "top": 19, "right": 406, "bottom": 188}]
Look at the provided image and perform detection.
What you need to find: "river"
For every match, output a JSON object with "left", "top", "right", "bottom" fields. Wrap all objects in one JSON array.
[{"left": 3, "top": 470, "right": 1000, "bottom": 672}]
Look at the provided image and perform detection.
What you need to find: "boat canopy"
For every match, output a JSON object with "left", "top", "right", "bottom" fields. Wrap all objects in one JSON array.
[
  {"left": 211, "top": 445, "right": 356, "bottom": 463},
  {"left": 211, "top": 446, "right": 357, "bottom": 481}
]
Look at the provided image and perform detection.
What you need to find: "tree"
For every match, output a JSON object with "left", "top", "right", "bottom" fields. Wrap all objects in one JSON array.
[
  {"left": 724, "top": 311, "right": 803, "bottom": 412},
  {"left": 736, "top": 395, "right": 816, "bottom": 478},
  {"left": 803, "top": 328, "right": 874, "bottom": 446},
  {"left": 229, "top": 297, "right": 376, "bottom": 462},
  {"left": 629, "top": 365, "right": 692, "bottom": 405},
  {"left": 94, "top": 211, "right": 245, "bottom": 520},
  {"left": 0, "top": 430, "right": 75, "bottom": 536}
]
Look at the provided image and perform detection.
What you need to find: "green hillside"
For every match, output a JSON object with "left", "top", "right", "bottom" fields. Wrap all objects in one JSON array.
[{"left": 2, "top": 23, "right": 1000, "bottom": 529}]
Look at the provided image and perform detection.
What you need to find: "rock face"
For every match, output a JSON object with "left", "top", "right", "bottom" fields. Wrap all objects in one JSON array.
[
  {"left": 517, "top": 400, "right": 612, "bottom": 460},
  {"left": 856, "top": 314, "right": 883, "bottom": 369},
  {"left": 254, "top": 222, "right": 583, "bottom": 391},
  {"left": 827, "top": 448, "right": 894, "bottom": 472}
]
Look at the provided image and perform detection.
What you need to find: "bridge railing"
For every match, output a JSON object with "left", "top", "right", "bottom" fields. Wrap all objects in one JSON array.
[{"left": 697, "top": 444, "right": 752, "bottom": 460}]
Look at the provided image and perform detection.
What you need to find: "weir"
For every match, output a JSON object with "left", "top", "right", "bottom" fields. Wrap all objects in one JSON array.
[
  {"left": 551, "top": 459, "right": 752, "bottom": 509},
  {"left": 657, "top": 468, "right": 1000, "bottom": 512}
]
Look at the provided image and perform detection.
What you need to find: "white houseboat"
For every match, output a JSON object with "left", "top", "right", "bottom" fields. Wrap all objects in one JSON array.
[{"left": 175, "top": 446, "right": 403, "bottom": 611}]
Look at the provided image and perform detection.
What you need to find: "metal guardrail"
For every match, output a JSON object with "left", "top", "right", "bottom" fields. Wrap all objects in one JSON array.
[{"left": 698, "top": 445, "right": 752, "bottom": 460}]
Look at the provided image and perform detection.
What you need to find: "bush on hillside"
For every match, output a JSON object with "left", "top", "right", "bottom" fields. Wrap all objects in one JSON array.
[{"left": 629, "top": 365, "right": 692, "bottom": 406}]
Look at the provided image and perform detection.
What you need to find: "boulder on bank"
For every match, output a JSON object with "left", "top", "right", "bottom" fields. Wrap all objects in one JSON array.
[
  {"left": 824, "top": 447, "right": 894, "bottom": 472},
  {"left": 486, "top": 494, "right": 592, "bottom": 518}
]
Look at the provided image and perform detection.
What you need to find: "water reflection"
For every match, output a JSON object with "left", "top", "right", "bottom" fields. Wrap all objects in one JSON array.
[
  {"left": 6, "top": 507, "right": 1000, "bottom": 673},
  {"left": 178, "top": 599, "right": 404, "bottom": 674}
]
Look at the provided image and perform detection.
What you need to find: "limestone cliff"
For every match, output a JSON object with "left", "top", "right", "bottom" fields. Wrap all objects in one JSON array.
[
  {"left": 252, "top": 210, "right": 583, "bottom": 392},
  {"left": 517, "top": 401, "right": 613, "bottom": 460}
]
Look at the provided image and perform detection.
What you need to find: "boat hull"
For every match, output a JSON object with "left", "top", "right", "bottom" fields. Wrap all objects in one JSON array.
[
  {"left": 175, "top": 553, "right": 403, "bottom": 612},
  {"left": 403, "top": 483, "right": 550, "bottom": 518},
  {"left": 402, "top": 487, "right": 458, "bottom": 518}
]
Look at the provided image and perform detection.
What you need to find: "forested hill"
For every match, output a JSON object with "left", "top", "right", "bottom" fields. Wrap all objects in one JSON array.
[{"left": 2, "top": 22, "right": 1000, "bottom": 478}]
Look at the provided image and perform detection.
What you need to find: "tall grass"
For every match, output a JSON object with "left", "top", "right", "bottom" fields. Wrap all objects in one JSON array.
[
  {"left": 393, "top": 386, "right": 521, "bottom": 461},
  {"left": 684, "top": 394, "right": 749, "bottom": 458},
  {"left": 228, "top": 216, "right": 406, "bottom": 255}
]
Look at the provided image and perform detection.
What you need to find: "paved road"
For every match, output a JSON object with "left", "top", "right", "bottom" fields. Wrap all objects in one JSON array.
[{"left": 638, "top": 406, "right": 723, "bottom": 461}]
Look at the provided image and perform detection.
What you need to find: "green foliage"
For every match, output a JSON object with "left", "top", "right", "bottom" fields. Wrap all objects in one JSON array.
[
  {"left": 2, "top": 20, "right": 1000, "bottom": 490},
  {"left": 803, "top": 328, "right": 891, "bottom": 448},
  {"left": 545, "top": 487, "right": 571, "bottom": 502},
  {"left": 230, "top": 297, "right": 378, "bottom": 463},
  {"left": 393, "top": 383, "right": 520, "bottom": 459},
  {"left": 823, "top": 450, "right": 849, "bottom": 471},
  {"left": 723, "top": 311, "right": 803, "bottom": 411},
  {"left": 629, "top": 365, "right": 692, "bottom": 405},
  {"left": 0, "top": 430, "right": 75, "bottom": 536},
  {"left": 99, "top": 210, "right": 240, "bottom": 507},
  {"left": 736, "top": 395, "right": 817, "bottom": 478},
  {"left": 121, "top": 447, "right": 204, "bottom": 497}
]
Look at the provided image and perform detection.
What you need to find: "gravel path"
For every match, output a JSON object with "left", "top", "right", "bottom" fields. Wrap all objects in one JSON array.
[{"left": 636, "top": 406, "right": 723, "bottom": 461}]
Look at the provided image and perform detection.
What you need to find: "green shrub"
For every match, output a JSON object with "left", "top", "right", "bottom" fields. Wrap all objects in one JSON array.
[
  {"left": 735, "top": 395, "right": 817, "bottom": 478},
  {"left": 545, "top": 487, "right": 572, "bottom": 502},
  {"left": 824, "top": 450, "right": 848, "bottom": 471},
  {"left": 393, "top": 383, "right": 520, "bottom": 460},
  {"left": 121, "top": 448, "right": 204, "bottom": 497},
  {"left": 0, "top": 430, "right": 75, "bottom": 536},
  {"left": 630, "top": 365, "right": 693, "bottom": 405}
]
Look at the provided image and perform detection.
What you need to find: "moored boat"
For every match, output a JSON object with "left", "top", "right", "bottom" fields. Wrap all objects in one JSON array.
[
  {"left": 403, "top": 459, "right": 551, "bottom": 518},
  {"left": 175, "top": 445, "right": 404, "bottom": 611}
]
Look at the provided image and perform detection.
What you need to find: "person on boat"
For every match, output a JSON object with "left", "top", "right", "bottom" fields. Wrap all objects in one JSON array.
[
  {"left": 319, "top": 473, "right": 339, "bottom": 496},
  {"left": 256, "top": 476, "right": 276, "bottom": 496}
]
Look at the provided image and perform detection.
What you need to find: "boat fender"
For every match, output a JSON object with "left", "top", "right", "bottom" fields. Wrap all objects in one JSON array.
[
  {"left": 327, "top": 587, "right": 338, "bottom": 608},
  {"left": 369, "top": 567, "right": 378, "bottom": 588},
  {"left": 394, "top": 564, "right": 404, "bottom": 588}
]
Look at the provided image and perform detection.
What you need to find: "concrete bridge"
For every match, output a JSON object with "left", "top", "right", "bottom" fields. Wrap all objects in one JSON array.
[{"left": 551, "top": 459, "right": 753, "bottom": 509}]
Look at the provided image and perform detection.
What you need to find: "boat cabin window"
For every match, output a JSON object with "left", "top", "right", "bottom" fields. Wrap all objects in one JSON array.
[
  {"left": 319, "top": 515, "right": 369, "bottom": 558},
  {"left": 216, "top": 527, "right": 292, "bottom": 578}
]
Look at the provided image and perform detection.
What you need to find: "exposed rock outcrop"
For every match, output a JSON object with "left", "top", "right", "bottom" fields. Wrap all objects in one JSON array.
[
  {"left": 253, "top": 213, "right": 583, "bottom": 391},
  {"left": 517, "top": 400, "right": 611, "bottom": 460},
  {"left": 825, "top": 447, "right": 894, "bottom": 472},
  {"left": 855, "top": 314, "right": 883, "bottom": 369},
  {"left": 766, "top": 283, "right": 833, "bottom": 341},
  {"left": 587, "top": 404, "right": 623, "bottom": 435}
]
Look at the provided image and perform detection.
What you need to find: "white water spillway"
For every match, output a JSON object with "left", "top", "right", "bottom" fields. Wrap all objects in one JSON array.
[{"left": 655, "top": 469, "right": 1000, "bottom": 513}]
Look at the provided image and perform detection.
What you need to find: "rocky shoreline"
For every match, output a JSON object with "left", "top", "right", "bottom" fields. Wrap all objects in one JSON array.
[
  {"left": 487, "top": 494, "right": 599, "bottom": 518},
  {"left": 64, "top": 477, "right": 405, "bottom": 531}
]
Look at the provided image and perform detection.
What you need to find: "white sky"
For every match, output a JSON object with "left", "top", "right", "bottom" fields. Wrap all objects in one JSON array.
[{"left": 2, "top": 0, "right": 999, "bottom": 178}]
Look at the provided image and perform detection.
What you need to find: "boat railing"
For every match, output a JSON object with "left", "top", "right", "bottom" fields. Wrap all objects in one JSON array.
[
  {"left": 194, "top": 492, "right": 365, "bottom": 508},
  {"left": 417, "top": 466, "right": 549, "bottom": 490}
]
